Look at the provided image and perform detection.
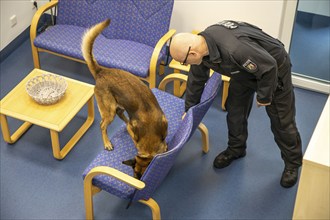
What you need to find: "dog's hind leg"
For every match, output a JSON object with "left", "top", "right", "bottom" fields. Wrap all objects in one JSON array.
[
  {"left": 95, "top": 91, "right": 117, "bottom": 151},
  {"left": 116, "top": 106, "right": 129, "bottom": 124}
]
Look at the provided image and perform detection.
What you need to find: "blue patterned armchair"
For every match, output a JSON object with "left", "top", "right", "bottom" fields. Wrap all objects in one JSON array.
[
  {"left": 30, "top": 0, "right": 175, "bottom": 88},
  {"left": 82, "top": 73, "right": 222, "bottom": 219}
]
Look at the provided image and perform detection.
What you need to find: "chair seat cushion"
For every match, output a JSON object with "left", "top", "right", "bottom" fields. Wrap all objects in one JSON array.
[
  {"left": 82, "top": 89, "right": 184, "bottom": 199},
  {"left": 34, "top": 25, "right": 166, "bottom": 78}
]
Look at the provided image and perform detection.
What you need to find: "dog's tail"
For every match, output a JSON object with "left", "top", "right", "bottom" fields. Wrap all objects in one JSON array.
[{"left": 81, "top": 19, "right": 110, "bottom": 78}]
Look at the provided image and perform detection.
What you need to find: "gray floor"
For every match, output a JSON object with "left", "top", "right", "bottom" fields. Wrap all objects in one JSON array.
[{"left": 0, "top": 38, "right": 328, "bottom": 219}]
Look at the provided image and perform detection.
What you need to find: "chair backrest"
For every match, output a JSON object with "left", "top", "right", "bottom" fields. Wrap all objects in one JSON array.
[
  {"left": 131, "top": 73, "right": 222, "bottom": 201},
  {"left": 56, "top": 0, "right": 174, "bottom": 47},
  {"left": 132, "top": 110, "right": 193, "bottom": 202}
]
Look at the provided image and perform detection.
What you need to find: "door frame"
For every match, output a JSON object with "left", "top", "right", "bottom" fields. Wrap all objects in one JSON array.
[{"left": 279, "top": 0, "right": 329, "bottom": 94}]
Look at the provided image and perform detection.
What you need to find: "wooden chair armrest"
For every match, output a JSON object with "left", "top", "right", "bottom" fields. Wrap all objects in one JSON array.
[
  {"left": 148, "top": 29, "right": 176, "bottom": 88},
  {"left": 158, "top": 73, "right": 188, "bottom": 91},
  {"left": 84, "top": 166, "right": 145, "bottom": 219},
  {"left": 84, "top": 166, "right": 145, "bottom": 190},
  {"left": 30, "top": 0, "right": 58, "bottom": 42}
]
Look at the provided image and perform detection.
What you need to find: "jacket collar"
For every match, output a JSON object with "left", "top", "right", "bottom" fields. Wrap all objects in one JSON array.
[{"left": 199, "top": 32, "right": 222, "bottom": 63}]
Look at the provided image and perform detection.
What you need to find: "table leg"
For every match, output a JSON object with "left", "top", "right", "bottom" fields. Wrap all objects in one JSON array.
[
  {"left": 172, "top": 68, "right": 181, "bottom": 97},
  {"left": 159, "top": 63, "right": 165, "bottom": 75},
  {"left": 173, "top": 80, "right": 181, "bottom": 97},
  {"left": 50, "top": 97, "right": 95, "bottom": 160},
  {"left": 0, "top": 114, "right": 33, "bottom": 144},
  {"left": 171, "top": 69, "right": 187, "bottom": 97},
  {"left": 173, "top": 81, "right": 187, "bottom": 97}
]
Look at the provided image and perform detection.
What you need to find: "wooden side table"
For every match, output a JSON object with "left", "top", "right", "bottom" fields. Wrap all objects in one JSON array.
[
  {"left": 0, "top": 69, "right": 95, "bottom": 160},
  {"left": 169, "top": 59, "right": 230, "bottom": 110}
]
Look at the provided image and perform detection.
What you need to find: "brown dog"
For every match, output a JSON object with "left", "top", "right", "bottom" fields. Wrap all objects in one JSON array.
[{"left": 81, "top": 19, "right": 168, "bottom": 178}]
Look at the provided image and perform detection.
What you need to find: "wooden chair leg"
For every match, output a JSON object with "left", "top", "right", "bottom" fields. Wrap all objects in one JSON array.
[
  {"left": 31, "top": 45, "right": 40, "bottom": 69},
  {"left": 84, "top": 178, "right": 102, "bottom": 220},
  {"left": 84, "top": 185, "right": 101, "bottom": 220},
  {"left": 198, "top": 122, "right": 209, "bottom": 153},
  {"left": 139, "top": 198, "right": 161, "bottom": 220},
  {"left": 84, "top": 179, "right": 95, "bottom": 220}
]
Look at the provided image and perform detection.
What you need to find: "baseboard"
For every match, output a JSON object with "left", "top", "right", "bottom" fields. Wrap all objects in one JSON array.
[
  {"left": 0, "top": 27, "right": 31, "bottom": 62},
  {"left": 293, "top": 73, "right": 330, "bottom": 94}
]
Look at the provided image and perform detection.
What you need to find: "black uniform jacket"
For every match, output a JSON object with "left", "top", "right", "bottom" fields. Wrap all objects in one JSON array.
[{"left": 185, "top": 21, "right": 288, "bottom": 111}]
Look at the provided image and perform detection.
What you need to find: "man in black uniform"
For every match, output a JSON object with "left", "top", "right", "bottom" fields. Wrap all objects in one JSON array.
[{"left": 169, "top": 20, "right": 302, "bottom": 188}]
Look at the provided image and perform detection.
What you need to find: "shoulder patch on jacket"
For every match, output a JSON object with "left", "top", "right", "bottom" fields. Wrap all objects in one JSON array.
[{"left": 242, "top": 59, "right": 258, "bottom": 72}]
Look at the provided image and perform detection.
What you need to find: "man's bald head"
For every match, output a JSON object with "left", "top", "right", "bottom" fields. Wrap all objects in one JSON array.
[
  {"left": 169, "top": 33, "right": 209, "bottom": 65},
  {"left": 170, "top": 33, "right": 195, "bottom": 63}
]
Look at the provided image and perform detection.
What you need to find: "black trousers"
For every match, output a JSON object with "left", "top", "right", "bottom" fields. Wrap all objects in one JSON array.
[{"left": 225, "top": 57, "right": 302, "bottom": 169}]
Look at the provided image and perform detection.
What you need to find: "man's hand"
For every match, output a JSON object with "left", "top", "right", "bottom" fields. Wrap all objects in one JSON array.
[{"left": 256, "top": 101, "right": 271, "bottom": 107}]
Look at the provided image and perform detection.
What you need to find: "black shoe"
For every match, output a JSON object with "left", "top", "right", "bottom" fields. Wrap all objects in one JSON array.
[
  {"left": 213, "top": 149, "right": 246, "bottom": 169},
  {"left": 280, "top": 167, "right": 298, "bottom": 188}
]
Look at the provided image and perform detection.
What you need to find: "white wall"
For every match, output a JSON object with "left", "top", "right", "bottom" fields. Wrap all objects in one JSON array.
[
  {"left": 1, "top": 0, "right": 287, "bottom": 51},
  {"left": 169, "top": 0, "right": 286, "bottom": 39},
  {"left": 0, "top": 0, "right": 47, "bottom": 51}
]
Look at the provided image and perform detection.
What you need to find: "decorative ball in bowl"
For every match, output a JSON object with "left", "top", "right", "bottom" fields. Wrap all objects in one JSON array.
[{"left": 26, "top": 74, "right": 68, "bottom": 105}]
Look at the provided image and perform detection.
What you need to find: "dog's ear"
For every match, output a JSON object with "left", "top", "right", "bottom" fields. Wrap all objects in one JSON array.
[{"left": 122, "top": 158, "right": 136, "bottom": 168}]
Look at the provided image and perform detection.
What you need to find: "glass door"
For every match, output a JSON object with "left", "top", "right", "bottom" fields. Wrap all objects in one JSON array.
[{"left": 289, "top": 0, "right": 330, "bottom": 85}]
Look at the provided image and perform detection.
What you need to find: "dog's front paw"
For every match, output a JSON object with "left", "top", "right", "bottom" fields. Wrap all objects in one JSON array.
[
  {"left": 104, "top": 141, "right": 113, "bottom": 151},
  {"left": 102, "top": 134, "right": 113, "bottom": 151}
]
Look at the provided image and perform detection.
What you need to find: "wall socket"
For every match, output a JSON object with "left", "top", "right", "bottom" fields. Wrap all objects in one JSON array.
[{"left": 10, "top": 15, "right": 17, "bottom": 27}]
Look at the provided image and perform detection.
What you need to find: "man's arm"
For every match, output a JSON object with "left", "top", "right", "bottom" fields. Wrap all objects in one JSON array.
[
  {"left": 185, "top": 64, "right": 210, "bottom": 111},
  {"left": 231, "top": 39, "right": 278, "bottom": 105}
]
